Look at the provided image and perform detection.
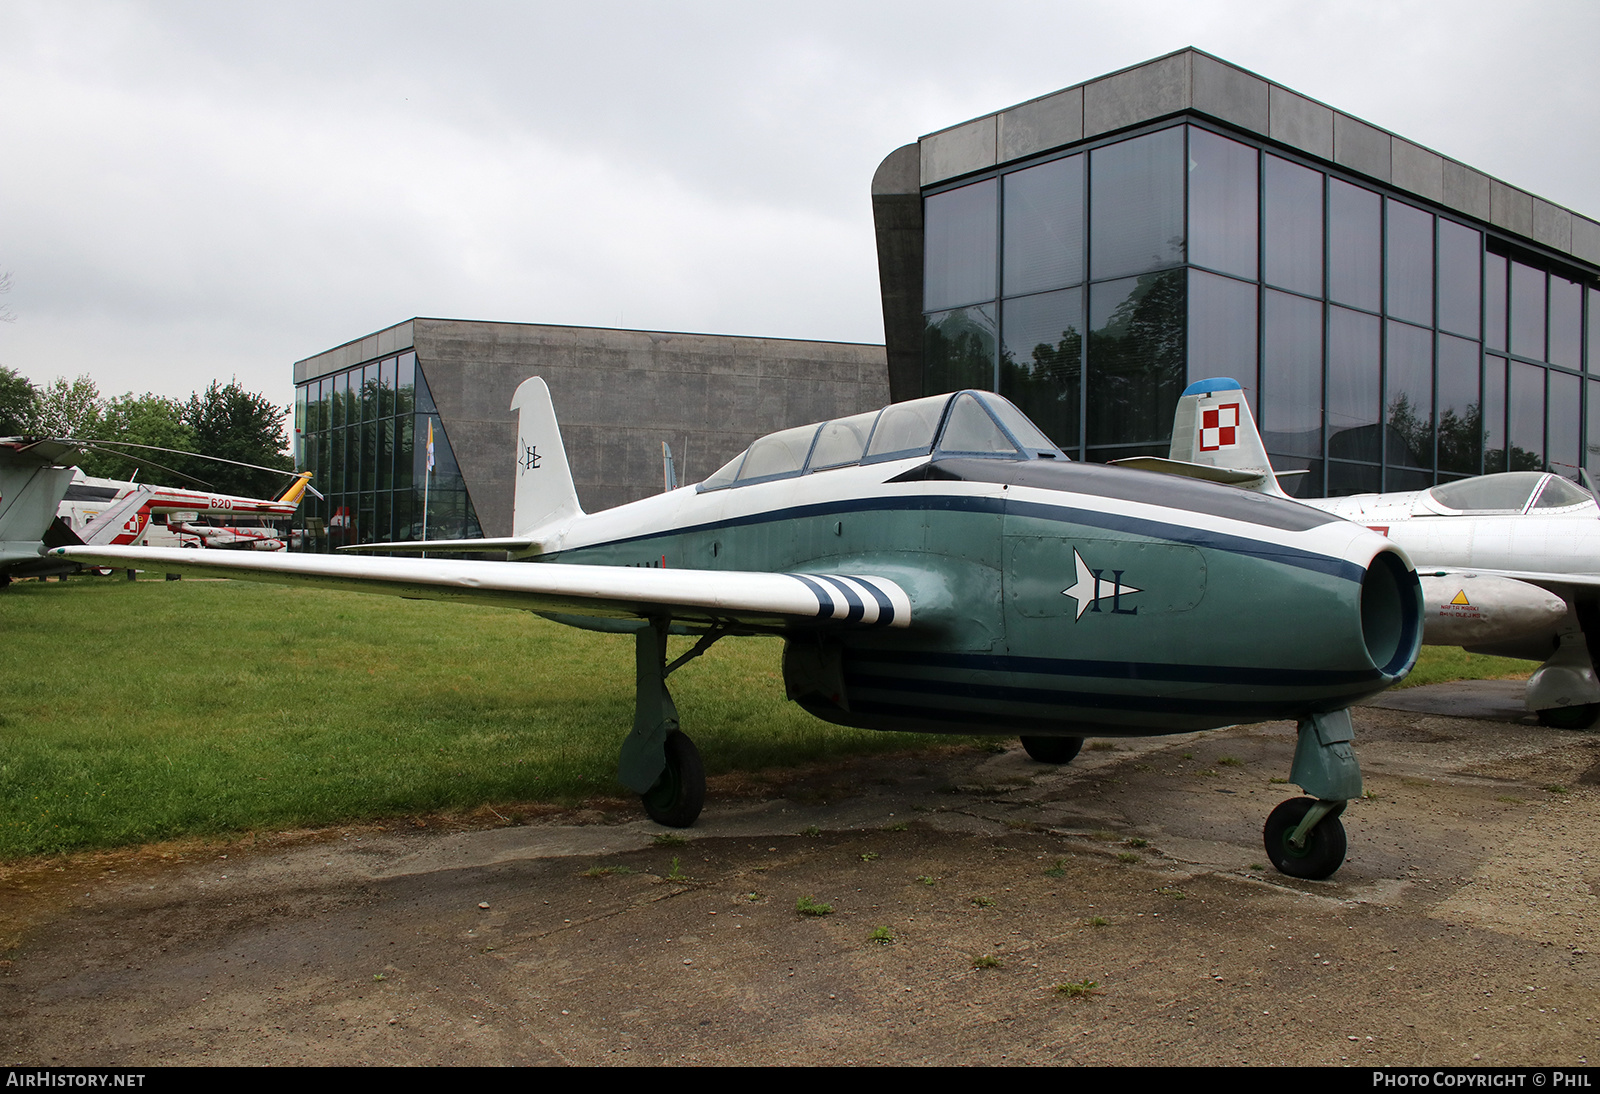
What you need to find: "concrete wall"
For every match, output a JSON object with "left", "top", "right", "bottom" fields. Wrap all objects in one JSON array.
[{"left": 298, "top": 320, "right": 889, "bottom": 536}]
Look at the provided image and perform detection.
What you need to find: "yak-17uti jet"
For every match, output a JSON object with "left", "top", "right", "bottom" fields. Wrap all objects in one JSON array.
[
  {"left": 60, "top": 381, "right": 1424, "bottom": 878},
  {"left": 1131, "top": 377, "right": 1600, "bottom": 729}
]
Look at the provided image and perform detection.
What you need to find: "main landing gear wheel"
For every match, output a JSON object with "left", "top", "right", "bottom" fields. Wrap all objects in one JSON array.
[
  {"left": 642, "top": 730, "right": 705, "bottom": 828},
  {"left": 1020, "top": 735, "right": 1084, "bottom": 764},
  {"left": 1536, "top": 704, "right": 1600, "bottom": 730},
  {"left": 1263, "top": 797, "right": 1347, "bottom": 880}
]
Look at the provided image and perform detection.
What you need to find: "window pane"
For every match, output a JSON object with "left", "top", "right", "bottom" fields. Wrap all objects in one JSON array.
[
  {"left": 1263, "top": 154, "right": 1323, "bottom": 297},
  {"left": 1437, "top": 334, "right": 1482, "bottom": 475},
  {"left": 924, "top": 179, "right": 997, "bottom": 311},
  {"left": 1261, "top": 289, "right": 1323, "bottom": 458},
  {"left": 1547, "top": 369, "right": 1581, "bottom": 478},
  {"left": 1485, "top": 252, "right": 1507, "bottom": 352},
  {"left": 1590, "top": 288, "right": 1600, "bottom": 375},
  {"left": 1484, "top": 356, "right": 1507, "bottom": 473},
  {"left": 1509, "top": 361, "right": 1545, "bottom": 471},
  {"left": 1002, "top": 155, "right": 1083, "bottom": 296},
  {"left": 1001, "top": 288, "right": 1083, "bottom": 451},
  {"left": 1090, "top": 128, "right": 1185, "bottom": 280},
  {"left": 1327, "top": 307, "right": 1380, "bottom": 463},
  {"left": 1588, "top": 380, "right": 1600, "bottom": 473},
  {"left": 924, "top": 305, "right": 997, "bottom": 394},
  {"left": 1187, "top": 127, "right": 1257, "bottom": 279},
  {"left": 1511, "top": 261, "right": 1547, "bottom": 361},
  {"left": 1386, "top": 200, "right": 1434, "bottom": 326},
  {"left": 1329, "top": 180, "right": 1381, "bottom": 312},
  {"left": 1549, "top": 274, "right": 1582, "bottom": 370},
  {"left": 1437, "top": 220, "right": 1482, "bottom": 339},
  {"left": 1087, "top": 270, "right": 1185, "bottom": 447},
  {"left": 1386, "top": 321, "right": 1433, "bottom": 470},
  {"left": 1187, "top": 270, "right": 1257, "bottom": 399}
]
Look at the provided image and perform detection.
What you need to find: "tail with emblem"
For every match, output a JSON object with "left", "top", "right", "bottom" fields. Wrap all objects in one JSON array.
[
  {"left": 510, "top": 377, "right": 584, "bottom": 539},
  {"left": 1112, "top": 377, "right": 1288, "bottom": 497}
]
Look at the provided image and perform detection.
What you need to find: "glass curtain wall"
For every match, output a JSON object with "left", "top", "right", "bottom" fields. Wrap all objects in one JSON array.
[
  {"left": 921, "top": 120, "right": 1598, "bottom": 492},
  {"left": 293, "top": 353, "right": 483, "bottom": 551}
]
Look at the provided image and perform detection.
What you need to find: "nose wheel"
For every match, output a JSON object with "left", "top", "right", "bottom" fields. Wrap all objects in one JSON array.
[
  {"left": 1263, "top": 797, "right": 1347, "bottom": 879},
  {"left": 1019, "top": 735, "right": 1084, "bottom": 764}
]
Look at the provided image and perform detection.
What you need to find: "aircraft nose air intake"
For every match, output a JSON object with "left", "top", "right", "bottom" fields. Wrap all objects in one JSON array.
[{"left": 1360, "top": 549, "right": 1423, "bottom": 678}]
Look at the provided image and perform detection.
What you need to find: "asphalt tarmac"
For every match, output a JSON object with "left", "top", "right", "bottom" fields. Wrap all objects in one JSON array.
[{"left": 3, "top": 681, "right": 1596, "bottom": 1066}]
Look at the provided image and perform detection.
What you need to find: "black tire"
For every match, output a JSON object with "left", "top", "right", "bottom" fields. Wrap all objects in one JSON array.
[
  {"left": 1020, "top": 735, "right": 1084, "bottom": 764},
  {"left": 1536, "top": 704, "right": 1600, "bottom": 730},
  {"left": 642, "top": 730, "right": 705, "bottom": 828},
  {"left": 1263, "top": 797, "right": 1347, "bottom": 880}
]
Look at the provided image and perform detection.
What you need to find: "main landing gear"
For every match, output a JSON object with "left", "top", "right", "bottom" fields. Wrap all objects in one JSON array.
[{"left": 617, "top": 619, "right": 717, "bottom": 828}]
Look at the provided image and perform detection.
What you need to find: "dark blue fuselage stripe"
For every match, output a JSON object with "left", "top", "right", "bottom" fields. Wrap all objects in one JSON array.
[
  {"left": 555, "top": 494, "right": 1362, "bottom": 583},
  {"left": 847, "top": 649, "right": 1382, "bottom": 687},
  {"left": 847, "top": 673, "right": 1372, "bottom": 715},
  {"left": 816, "top": 575, "right": 865, "bottom": 623},
  {"left": 786, "top": 574, "right": 833, "bottom": 619}
]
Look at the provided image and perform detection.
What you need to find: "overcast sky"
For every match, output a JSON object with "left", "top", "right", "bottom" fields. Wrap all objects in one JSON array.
[{"left": 2, "top": 0, "right": 1596, "bottom": 412}]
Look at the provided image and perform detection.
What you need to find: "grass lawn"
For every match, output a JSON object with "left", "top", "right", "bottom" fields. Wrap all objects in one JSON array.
[
  {"left": 0, "top": 573, "right": 1536, "bottom": 859},
  {"left": 0, "top": 575, "right": 959, "bottom": 859}
]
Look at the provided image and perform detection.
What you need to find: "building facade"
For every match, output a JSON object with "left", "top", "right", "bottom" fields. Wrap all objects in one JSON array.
[
  {"left": 291, "top": 319, "right": 887, "bottom": 549},
  {"left": 872, "top": 48, "right": 1600, "bottom": 496}
]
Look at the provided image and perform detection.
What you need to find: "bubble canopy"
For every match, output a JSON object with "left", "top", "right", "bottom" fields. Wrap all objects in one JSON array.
[{"left": 698, "top": 391, "right": 1065, "bottom": 491}]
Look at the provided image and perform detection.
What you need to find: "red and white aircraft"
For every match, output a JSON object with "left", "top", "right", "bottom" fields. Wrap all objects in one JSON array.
[
  {"left": 1133, "top": 378, "right": 1600, "bottom": 728},
  {"left": 61, "top": 471, "right": 313, "bottom": 551}
]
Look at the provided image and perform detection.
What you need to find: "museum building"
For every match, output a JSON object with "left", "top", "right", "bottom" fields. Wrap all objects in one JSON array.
[
  {"left": 872, "top": 48, "right": 1600, "bottom": 497},
  {"left": 292, "top": 48, "right": 1600, "bottom": 549}
]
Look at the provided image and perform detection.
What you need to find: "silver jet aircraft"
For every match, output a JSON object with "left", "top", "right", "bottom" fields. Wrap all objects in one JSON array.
[
  {"left": 61, "top": 380, "right": 1424, "bottom": 878},
  {"left": 1138, "top": 377, "right": 1600, "bottom": 728}
]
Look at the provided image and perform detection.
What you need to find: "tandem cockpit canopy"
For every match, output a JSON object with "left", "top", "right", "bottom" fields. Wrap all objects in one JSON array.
[{"left": 698, "top": 390, "right": 1065, "bottom": 491}]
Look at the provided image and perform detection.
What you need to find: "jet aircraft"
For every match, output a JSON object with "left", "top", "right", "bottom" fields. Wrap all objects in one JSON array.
[
  {"left": 59, "top": 380, "right": 1424, "bottom": 878},
  {"left": 1137, "top": 377, "right": 1600, "bottom": 728}
]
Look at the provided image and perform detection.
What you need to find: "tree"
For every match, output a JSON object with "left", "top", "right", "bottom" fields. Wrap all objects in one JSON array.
[
  {"left": 30, "top": 374, "right": 103, "bottom": 439},
  {"left": 0, "top": 366, "right": 38, "bottom": 435},
  {"left": 80, "top": 392, "right": 199, "bottom": 486},
  {"left": 184, "top": 380, "right": 293, "bottom": 496}
]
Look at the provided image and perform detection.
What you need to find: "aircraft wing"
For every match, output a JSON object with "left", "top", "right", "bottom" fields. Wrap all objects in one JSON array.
[{"left": 54, "top": 546, "right": 913, "bottom": 629}]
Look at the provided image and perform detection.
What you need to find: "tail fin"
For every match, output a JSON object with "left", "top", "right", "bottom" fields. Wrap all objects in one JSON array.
[
  {"left": 0, "top": 462, "right": 77, "bottom": 547},
  {"left": 1165, "top": 378, "right": 1288, "bottom": 497},
  {"left": 274, "top": 471, "right": 314, "bottom": 506},
  {"left": 510, "top": 377, "right": 584, "bottom": 537}
]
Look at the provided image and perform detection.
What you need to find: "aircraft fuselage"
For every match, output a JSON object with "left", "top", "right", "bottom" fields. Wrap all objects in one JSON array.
[{"left": 533, "top": 455, "right": 1419, "bottom": 738}]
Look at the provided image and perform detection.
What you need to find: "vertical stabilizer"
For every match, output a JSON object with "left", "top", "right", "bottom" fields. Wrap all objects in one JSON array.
[
  {"left": 510, "top": 377, "right": 584, "bottom": 537},
  {"left": 1169, "top": 378, "right": 1288, "bottom": 497}
]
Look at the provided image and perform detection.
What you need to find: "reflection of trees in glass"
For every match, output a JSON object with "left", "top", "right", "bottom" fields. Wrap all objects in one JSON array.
[
  {"left": 1088, "top": 270, "right": 1184, "bottom": 447},
  {"left": 1386, "top": 393, "right": 1432, "bottom": 468},
  {"left": 1436, "top": 402, "right": 1482, "bottom": 475},
  {"left": 923, "top": 309, "right": 995, "bottom": 394},
  {"left": 1000, "top": 325, "right": 1081, "bottom": 449}
]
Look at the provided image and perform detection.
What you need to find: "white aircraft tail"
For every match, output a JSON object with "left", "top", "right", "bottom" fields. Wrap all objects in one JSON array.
[
  {"left": 1161, "top": 377, "right": 1288, "bottom": 497},
  {"left": 510, "top": 377, "right": 584, "bottom": 538}
]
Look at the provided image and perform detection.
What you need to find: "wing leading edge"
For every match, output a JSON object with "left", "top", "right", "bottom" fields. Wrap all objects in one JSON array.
[{"left": 54, "top": 546, "right": 913, "bottom": 629}]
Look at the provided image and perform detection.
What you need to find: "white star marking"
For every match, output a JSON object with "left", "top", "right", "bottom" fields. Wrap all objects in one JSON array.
[{"left": 1062, "top": 548, "right": 1142, "bottom": 621}]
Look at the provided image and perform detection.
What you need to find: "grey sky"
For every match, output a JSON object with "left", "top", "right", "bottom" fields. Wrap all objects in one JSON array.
[{"left": 1, "top": 0, "right": 1596, "bottom": 412}]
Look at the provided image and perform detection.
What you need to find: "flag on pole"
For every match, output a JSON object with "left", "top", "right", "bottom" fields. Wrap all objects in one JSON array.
[{"left": 426, "top": 419, "right": 436, "bottom": 473}]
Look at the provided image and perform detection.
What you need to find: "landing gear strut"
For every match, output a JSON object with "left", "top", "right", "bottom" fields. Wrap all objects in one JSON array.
[{"left": 616, "top": 618, "right": 716, "bottom": 828}]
